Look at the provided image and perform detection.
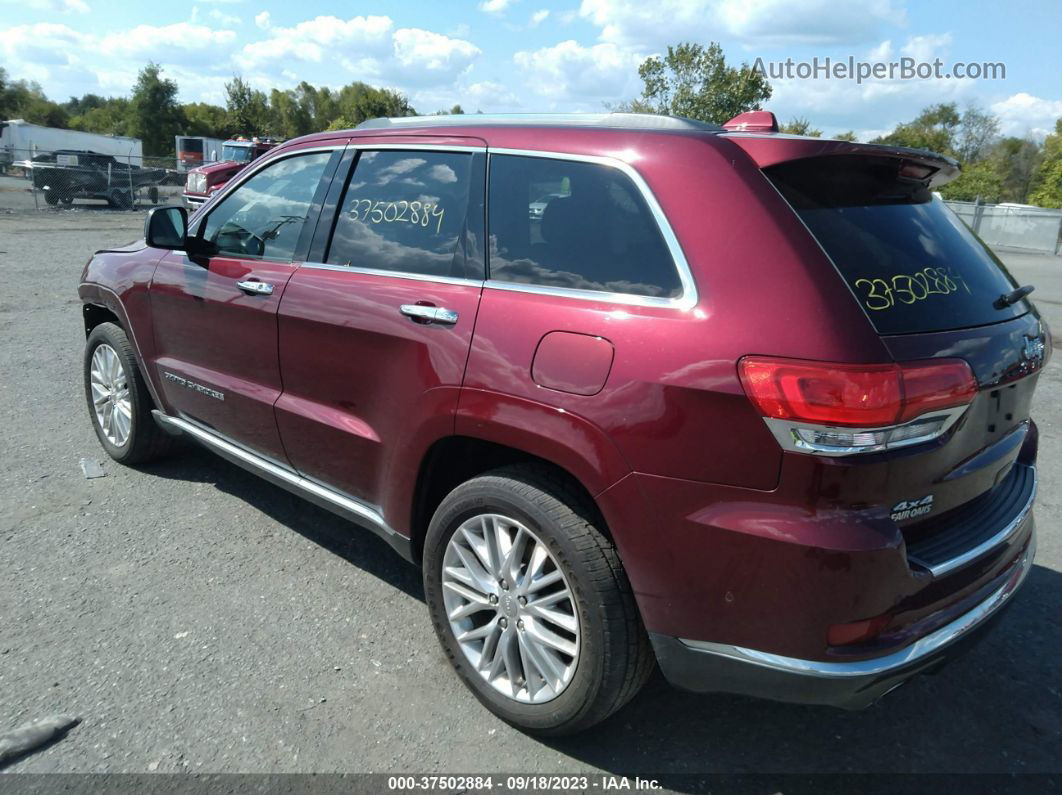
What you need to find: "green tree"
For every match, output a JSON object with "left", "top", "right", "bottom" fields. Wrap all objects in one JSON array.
[
  {"left": 225, "top": 76, "right": 271, "bottom": 136},
  {"left": 872, "top": 103, "right": 961, "bottom": 154},
  {"left": 127, "top": 63, "right": 184, "bottom": 154},
  {"left": 69, "top": 98, "right": 130, "bottom": 136},
  {"left": 0, "top": 68, "right": 69, "bottom": 127},
  {"left": 181, "top": 102, "right": 230, "bottom": 139},
  {"left": 779, "top": 117, "right": 822, "bottom": 137},
  {"left": 630, "top": 42, "right": 772, "bottom": 124},
  {"left": 1029, "top": 120, "right": 1062, "bottom": 208},
  {"left": 955, "top": 104, "right": 1000, "bottom": 164},
  {"left": 990, "top": 137, "right": 1043, "bottom": 203},
  {"left": 834, "top": 130, "right": 858, "bottom": 142},
  {"left": 327, "top": 82, "right": 414, "bottom": 129},
  {"left": 939, "top": 160, "right": 1003, "bottom": 202}
]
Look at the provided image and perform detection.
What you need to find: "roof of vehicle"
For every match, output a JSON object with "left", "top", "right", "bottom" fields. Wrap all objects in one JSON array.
[
  {"left": 355, "top": 112, "right": 722, "bottom": 132},
  {"left": 283, "top": 112, "right": 961, "bottom": 186}
]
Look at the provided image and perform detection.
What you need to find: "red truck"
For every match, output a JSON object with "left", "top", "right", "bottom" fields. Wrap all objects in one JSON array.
[{"left": 181, "top": 136, "right": 277, "bottom": 208}]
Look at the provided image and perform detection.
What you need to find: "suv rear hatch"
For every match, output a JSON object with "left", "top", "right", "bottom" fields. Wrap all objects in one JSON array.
[{"left": 730, "top": 135, "right": 1047, "bottom": 575}]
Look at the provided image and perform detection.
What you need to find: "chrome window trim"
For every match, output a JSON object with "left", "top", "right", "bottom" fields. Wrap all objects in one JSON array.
[
  {"left": 679, "top": 532, "right": 1034, "bottom": 678},
  {"left": 348, "top": 142, "right": 486, "bottom": 153},
  {"left": 761, "top": 405, "right": 970, "bottom": 457},
  {"left": 910, "top": 464, "right": 1037, "bottom": 578},
  {"left": 485, "top": 147, "right": 699, "bottom": 311},
  {"left": 300, "top": 261, "right": 483, "bottom": 288}
]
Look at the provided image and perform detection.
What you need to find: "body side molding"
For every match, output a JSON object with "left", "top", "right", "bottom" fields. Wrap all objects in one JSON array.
[{"left": 152, "top": 411, "right": 414, "bottom": 561}]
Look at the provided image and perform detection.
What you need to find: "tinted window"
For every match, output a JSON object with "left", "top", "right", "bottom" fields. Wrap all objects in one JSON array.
[
  {"left": 327, "top": 150, "right": 481, "bottom": 280},
  {"left": 488, "top": 155, "right": 682, "bottom": 299},
  {"left": 223, "top": 144, "right": 255, "bottom": 163},
  {"left": 202, "top": 151, "right": 332, "bottom": 261},
  {"left": 765, "top": 155, "right": 1026, "bottom": 334}
]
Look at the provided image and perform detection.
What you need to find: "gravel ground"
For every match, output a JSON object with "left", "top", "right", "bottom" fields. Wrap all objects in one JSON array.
[{"left": 0, "top": 208, "right": 1059, "bottom": 784}]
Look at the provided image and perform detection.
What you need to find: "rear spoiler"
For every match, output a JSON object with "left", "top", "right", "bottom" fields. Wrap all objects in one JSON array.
[{"left": 722, "top": 133, "right": 961, "bottom": 188}]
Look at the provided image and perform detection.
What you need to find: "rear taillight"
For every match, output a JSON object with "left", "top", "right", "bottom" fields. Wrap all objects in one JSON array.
[{"left": 739, "top": 356, "right": 977, "bottom": 455}]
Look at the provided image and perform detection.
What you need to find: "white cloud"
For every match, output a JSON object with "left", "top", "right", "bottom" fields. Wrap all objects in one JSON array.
[
  {"left": 900, "top": 33, "right": 952, "bottom": 63},
  {"left": 238, "top": 15, "right": 393, "bottom": 67},
  {"left": 208, "top": 8, "right": 242, "bottom": 27},
  {"left": 514, "top": 40, "right": 643, "bottom": 105},
  {"left": 100, "top": 23, "right": 238, "bottom": 59},
  {"left": 764, "top": 35, "right": 973, "bottom": 137},
  {"left": 529, "top": 9, "right": 550, "bottom": 27},
  {"left": 393, "top": 28, "right": 480, "bottom": 74},
  {"left": 0, "top": 22, "right": 92, "bottom": 77},
  {"left": 991, "top": 93, "right": 1062, "bottom": 139},
  {"left": 254, "top": 11, "right": 271, "bottom": 30},
  {"left": 239, "top": 16, "right": 480, "bottom": 88},
  {"left": 480, "top": 0, "right": 516, "bottom": 14},
  {"left": 579, "top": 0, "right": 905, "bottom": 48},
  {"left": 22, "top": 0, "right": 90, "bottom": 13}
]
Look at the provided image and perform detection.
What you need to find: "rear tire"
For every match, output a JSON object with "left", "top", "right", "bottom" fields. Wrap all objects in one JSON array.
[
  {"left": 423, "top": 464, "right": 653, "bottom": 735},
  {"left": 84, "top": 322, "right": 173, "bottom": 465}
]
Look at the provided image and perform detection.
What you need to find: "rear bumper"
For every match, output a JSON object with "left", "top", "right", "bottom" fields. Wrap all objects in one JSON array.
[{"left": 650, "top": 529, "right": 1035, "bottom": 709}]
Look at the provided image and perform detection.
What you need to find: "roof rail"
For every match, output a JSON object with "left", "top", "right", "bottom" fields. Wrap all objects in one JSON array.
[{"left": 355, "top": 112, "right": 722, "bottom": 132}]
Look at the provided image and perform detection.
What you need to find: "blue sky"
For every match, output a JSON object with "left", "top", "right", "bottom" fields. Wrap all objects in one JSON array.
[{"left": 2, "top": 0, "right": 1061, "bottom": 139}]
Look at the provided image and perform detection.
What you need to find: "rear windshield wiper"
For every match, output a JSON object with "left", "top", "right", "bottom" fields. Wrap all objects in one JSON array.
[{"left": 995, "top": 285, "right": 1035, "bottom": 309}]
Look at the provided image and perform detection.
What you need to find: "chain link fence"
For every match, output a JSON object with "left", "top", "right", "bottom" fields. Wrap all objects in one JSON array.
[
  {"left": 0, "top": 148, "right": 184, "bottom": 212},
  {"left": 945, "top": 199, "right": 1062, "bottom": 255}
]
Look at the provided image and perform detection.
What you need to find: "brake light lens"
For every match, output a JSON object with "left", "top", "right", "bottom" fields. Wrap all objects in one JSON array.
[
  {"left": 739, "top": 356, "right": 978, "bottom": 455},
  {"left": 739, "top": 357, "right": 977, "bottom": 428}
]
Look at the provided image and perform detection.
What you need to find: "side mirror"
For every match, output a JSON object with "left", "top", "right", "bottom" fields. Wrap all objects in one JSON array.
[
  {"left": 145, "top": 205, "right": 216, "bottom": 265},
  {"left": 144, "top": 206, "right": 187, "bottom": 250}
]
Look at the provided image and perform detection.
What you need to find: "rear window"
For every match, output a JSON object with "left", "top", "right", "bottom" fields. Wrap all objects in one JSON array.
[
  {"left": 179, "top": 138, "right": 204, "bottom": 154},
  {"left": 765, "top": 155, "right": 1027, "bottom": 335}
]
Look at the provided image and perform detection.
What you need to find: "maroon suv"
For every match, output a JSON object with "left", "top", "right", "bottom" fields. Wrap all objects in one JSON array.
[{"left": 79, "top": 112, "right": 1045, "bottom": 734}]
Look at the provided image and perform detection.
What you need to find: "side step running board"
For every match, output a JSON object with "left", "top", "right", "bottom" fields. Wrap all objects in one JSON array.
[{"left": 152, "top": 411, "right": 414, "bottom": 562}]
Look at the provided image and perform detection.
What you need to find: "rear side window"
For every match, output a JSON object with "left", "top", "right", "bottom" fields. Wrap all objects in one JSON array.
[
  {"left": 327, "top": 150, "right": 482, "bottom": 280},
  {"left": 487, "top": 155, "right": 682, "bottom": 299},
  {"left": 765, "top": 155, "right": 1026, "bottom": 335}
]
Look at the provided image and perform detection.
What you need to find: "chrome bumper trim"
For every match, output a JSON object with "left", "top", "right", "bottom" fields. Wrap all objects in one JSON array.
[
  {"left": 679, "top": 533, "right": 1034, "bottom": 679},
  {"left": 909, "top": 465, "right": 1037, "bottom": 578}
]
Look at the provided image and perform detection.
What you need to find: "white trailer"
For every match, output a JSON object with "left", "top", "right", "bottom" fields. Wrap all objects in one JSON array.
[{"left": 0, "top": 119, "right": 143, "bottom": 168}]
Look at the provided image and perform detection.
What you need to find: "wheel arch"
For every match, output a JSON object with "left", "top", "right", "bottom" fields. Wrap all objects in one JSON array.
[
  {"left": 409, "top": 435, "right": 613, "bottom": 566},
  {"left": 83, "top": 301, "right": 122, "bottom": 337}
]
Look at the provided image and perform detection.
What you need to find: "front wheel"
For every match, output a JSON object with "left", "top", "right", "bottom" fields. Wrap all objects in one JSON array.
[
  {"left": 84, "top": 322, "right": 172, "bottom": 465},
  {"left": 423, "top": 464, "right": 653, "bottom": 735}
]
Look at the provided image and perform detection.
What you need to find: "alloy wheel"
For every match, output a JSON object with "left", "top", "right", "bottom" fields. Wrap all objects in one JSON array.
[
  {"left": 441, "top": 513, "right": 580, "bottom": 704},
  {"left": 89, "top": 343, "right": 132, "bottom": 447}
]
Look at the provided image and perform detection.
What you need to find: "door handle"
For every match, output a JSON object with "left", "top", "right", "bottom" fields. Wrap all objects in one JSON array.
[
  {"left": 236, "top": 280, "right": 274, "bottom": 295},
  {"left": 400, "top": 304, "right": 459, "bottom": 325}
]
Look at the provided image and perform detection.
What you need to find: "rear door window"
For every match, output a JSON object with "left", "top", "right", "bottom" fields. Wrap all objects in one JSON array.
[
  {"left": 765, "top": 155, "right": 1027, "bottom": 334},
  {"left": 487, "top": 154, "right": 682, "bottom": 299}
]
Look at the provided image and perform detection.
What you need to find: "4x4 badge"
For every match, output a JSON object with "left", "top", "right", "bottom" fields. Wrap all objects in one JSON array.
[{"left": 890, "top": 495, "right": 934, "bottom": 522}]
